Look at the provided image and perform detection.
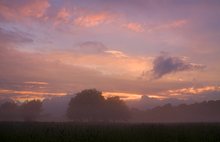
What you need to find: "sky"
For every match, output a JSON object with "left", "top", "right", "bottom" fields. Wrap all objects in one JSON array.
[{"left": 0, "top": 0, "right": 220, "bottom": 102}]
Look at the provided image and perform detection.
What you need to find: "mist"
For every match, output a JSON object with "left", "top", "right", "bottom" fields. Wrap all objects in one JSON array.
[{"left": 1, "top": 89, "right": 220, "bottom": 123}]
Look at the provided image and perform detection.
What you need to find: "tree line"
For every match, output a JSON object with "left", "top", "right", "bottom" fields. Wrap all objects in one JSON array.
[
  {"left": 0, "top": 100, "right": 42, "bottom": 121},
  {"left": 132, "top": 100, "right": 220, "bottom": 122},
  {"left": 1, "top": 88, "right": 220, "bottom": 122},
  {"left": 0, "top": 89, "right": 130, "bottom": 122}
]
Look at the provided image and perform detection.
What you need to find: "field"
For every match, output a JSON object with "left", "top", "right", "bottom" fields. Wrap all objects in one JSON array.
[{"left": 0, "top": 122, "right": 220, "bottom": 142}]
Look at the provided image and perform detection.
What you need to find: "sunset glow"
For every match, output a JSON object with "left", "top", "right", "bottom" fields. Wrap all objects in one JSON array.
[
  {"left": 0, "top": 0, "right": 220, "bottom": 103},
  {"left": 103, "top": 92, "right": 142, "bottom": 101}
]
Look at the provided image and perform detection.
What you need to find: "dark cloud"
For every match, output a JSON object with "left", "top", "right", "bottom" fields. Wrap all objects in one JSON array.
[{"left": 151, "top": 54, "right": 205, "bottom": 79}]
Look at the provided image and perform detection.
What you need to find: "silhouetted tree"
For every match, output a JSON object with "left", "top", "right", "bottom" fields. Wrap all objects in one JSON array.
[
  {"left": 20, "top": 100, "right": 42, "bottom": 121},
  {"left": 67, "top": 89, "right": 105, "bottom": 121},
  {"left": 105, "top": 96, "right": 130, "bottom": 121},
  {"left": 0, "top": 101, "right": 19, "bottom": 121},
  {"left": 67, "top": 89, "right": 131, "bottom": 122}
]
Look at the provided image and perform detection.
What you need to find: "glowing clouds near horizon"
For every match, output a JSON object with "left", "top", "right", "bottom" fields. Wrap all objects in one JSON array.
[
  {"left": 103, "top": 92, "right": 142, "bottom": 101},
  {"left": 24, "top": 81, "right": 49, "bottom": 85},
  {"left": 0, "top": 89, "right": 66, "bottom": 102}
]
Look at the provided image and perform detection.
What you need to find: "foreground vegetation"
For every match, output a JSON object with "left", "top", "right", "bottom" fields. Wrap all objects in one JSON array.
[{"left": 0, "top": 122, "right": 220, "bottom": 142}]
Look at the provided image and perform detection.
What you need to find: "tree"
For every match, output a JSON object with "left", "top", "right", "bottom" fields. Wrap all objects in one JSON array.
[
  {"left": 67, "top": 89, "right": 131, "bottom": 122},
  {"left": 20, "top": 100, "right": 42, "bottom": 121},
  {"left": 105, "top": 96, "right": 130, "bottom": 121},
  {"left": 0, "top": 101, "right": 19, "bottom": 121},
  {"left": 67, "top": 89, "right": 105, "bottom": 121}
]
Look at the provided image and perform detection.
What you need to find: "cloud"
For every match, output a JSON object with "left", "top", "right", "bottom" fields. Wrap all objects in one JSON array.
[
  {"left": 0, "top": 89, "right": 65, "bottom": 97},
  {"left": 123, "top": 22, "right": 145, "bottom": 32},
  {"left": 0, "top": 46, "right": 150, "bottom": 101},
  {"left": 45, "top": 41, "right": 151, "bottom": 78},
  {"left": 0, "top": 0, "right": 50, "bottom": 21},
  {"left": 146, "top": 19, "right": 188, "bottom": 33},
  {"left": 19, "top": 0, "right": 50, "bottom": 18},
  {"left": 75, "top": 41, "right": 108, "bottom": 54},
  {"left": 0, "top": 47, "right": 102, "bottom": 100},
  {"left": 74, "top": 12, "right": 113, "bottom": 27},
  {"left": 24, "top": 81, "right": 49, "bottom": 85},
  {"left": 49, "top": 48, "right": 151, "bottom": 78},
  {"left": 103, "top": 92, "right": 142, "bottom": 101},
  {"left": 104, "top": 50, "right": 128, "bottom": 58},
  {"left": 164, "top": 86, "right": 220, "bottom": 101},
  {"left": 0, "top": 27, "right": 33, "bottom": 45},
  {"left": 0, "top": 89, "right": 65, "bottom": 101},
  {"left": 151, "top": 53, "right": 205, "bottom": 79},
  {"left": 167, "top": 86, "right": 220, "bottom": 96},
  {"left": 54, "top": 8, "right": 71, "bottom": 25},
  {"left": 157, "top": 19, "right": 188, "bottom": 30},
  {"left": 168, "top": 20, "right": 188, "bottom": 28}
]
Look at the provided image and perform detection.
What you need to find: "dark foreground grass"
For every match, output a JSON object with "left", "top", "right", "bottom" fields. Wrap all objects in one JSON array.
[{"left": 0, "top": 122, "right": 220, "bottom": 142}]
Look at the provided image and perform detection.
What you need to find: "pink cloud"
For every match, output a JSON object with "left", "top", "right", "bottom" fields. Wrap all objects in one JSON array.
[
  {"left": 148, "top": 19, "right": 188, "bottom": 32},
  {"left": 20, "top": 0, "right": 50, "bottom": 18},
  {"left": 54, "top": 8, "right": 71, "bottom": 26},
  {"left": 123, "top": 22, "right": 145, "bottom": 33},
  {"left": 74, "top": 12, "right": 113, "bottom": 27},
  {"left": 0, "top": 0, "right": 50, "bottom": 20},
  {"left": 168, "top": 20, "right": 188, "bottom": 28}
]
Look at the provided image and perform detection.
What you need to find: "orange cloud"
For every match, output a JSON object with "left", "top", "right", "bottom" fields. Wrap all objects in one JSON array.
[
  {"left": 74, "top": 12, "right": 113, "bottom": 27},
  {"left": 168, "top": 86, "right": 219, "bottom": 96},
  {"left": 104, "top": 50, "right": 128, "bottom": 58},
  {"left": 147, "top": 95, "right": 168, "bottom": 100},
  {"left": 103, "top": 92, "right": 142, "bottom": 101},
  {"left": 13, "top": 96, "right": 46, "bottom": 102},
  {"left": 0, "top": 89, "right": 66, "bottom": 102},
  {"left": 0, "top": 89, "right": 65, "bottom": 96},
  {"left": 142, "top": 86, "right": 220, "bottom": 100},
  {"left": 24, "top": 81, "right": 49, "bottom": 85},
  {"left": 124, "top": 22, "right": 145, "bottom": 32}
]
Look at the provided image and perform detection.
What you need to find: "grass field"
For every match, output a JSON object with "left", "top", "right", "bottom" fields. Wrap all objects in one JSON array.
[{"left": 0, "top": 122, "right": 220, "bottom": 142}]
